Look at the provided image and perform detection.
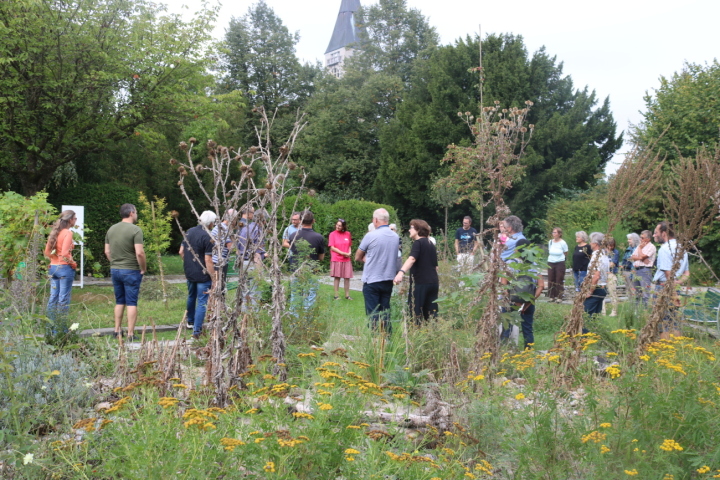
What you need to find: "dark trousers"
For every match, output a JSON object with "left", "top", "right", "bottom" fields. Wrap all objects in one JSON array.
[
  {"left": 500, "top": 303, "right": 535, "bottom": 349},
  {"left": 547, "top": 261, "right": 566, "bottom": 299},
  {"left": 582, "top": 287, "right": 607, "bottom": 333},
  {"left": 408, "top": 282, "right": 439, "bottom": 324},
  {"left": 363, "top": 281, "right": 394, "bottom": 333}
]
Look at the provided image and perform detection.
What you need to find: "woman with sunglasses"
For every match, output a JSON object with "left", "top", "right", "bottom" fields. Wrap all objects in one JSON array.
[{"left": 328, "top": 218, "right": 353, "bottom": 300}]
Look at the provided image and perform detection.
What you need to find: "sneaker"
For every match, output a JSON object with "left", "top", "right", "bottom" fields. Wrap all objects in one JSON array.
[
  {"left": 113, "top": 330, "right": 123, "bottom": 339},
  {"left": 186, "top": 321, "right": 194, "bottom": 330},
  {"left": 192, "top": 333, "right": 201, "bottom": 340}
]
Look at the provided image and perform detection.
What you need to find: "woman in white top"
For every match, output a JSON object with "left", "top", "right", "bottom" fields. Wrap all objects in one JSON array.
[{"left": 546, "top": 227, "right": 569, "bottom": 303}]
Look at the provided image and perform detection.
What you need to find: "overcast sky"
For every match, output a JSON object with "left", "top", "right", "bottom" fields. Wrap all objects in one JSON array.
[{"left": 168, "top": 0, "right": 720, "bottom": 174}]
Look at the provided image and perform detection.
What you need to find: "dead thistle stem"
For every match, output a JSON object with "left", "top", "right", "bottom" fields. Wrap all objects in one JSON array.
[
  {"left": 554, "top": 137, "right": 667, "bottom": 375},
  {"left": 636, "top": 147, "right": 720, "bottom": 354},
  {"left": 442, "top": 102, "right": 533, "bottom": 369},
  {"left": 174, "top": 107, "right": 307, "bottom": 404}
]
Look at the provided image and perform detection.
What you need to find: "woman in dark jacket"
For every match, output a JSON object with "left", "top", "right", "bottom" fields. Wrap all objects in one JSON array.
[{"left": 572, "top": 231, "right": 592, "bottom": 292}]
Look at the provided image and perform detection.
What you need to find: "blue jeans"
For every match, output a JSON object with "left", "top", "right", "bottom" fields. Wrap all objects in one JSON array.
[
  {"left": 582, "top": 287, "right": 607, "bottom": 333},
  {"left": 573, "top": 270, "right": 587, "bottom": 291},
  {"left": 289, "top": 276, "right": 319, "bottom": 315},
  {"left": 111, "top": 269, "right": 143, "bottom": 306},
  {"left": 187, "top": 280, "right": 212, "bottom": 335},
  {"left": 363, "top": 281, "right": 394, "bottom": 333},
  {"left": 47, "top": 264, "right": 75, "bottom": 321}
]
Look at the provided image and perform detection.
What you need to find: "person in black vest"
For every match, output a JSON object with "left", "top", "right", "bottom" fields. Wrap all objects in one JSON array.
[
  {"left": 179, "top": 210, "right": 216, "bottom": 339},
  {"left": 393, "top": 219, "right": 439, "bottom": 324}
]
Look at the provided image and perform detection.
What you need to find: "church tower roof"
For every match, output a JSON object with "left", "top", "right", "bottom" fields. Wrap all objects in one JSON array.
[{"left": 325, "top": 0, "right": 365, "bottom": 54}]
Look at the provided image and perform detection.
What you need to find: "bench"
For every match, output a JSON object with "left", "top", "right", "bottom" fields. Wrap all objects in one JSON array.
[{"left": 682, "top": 287, "right": 720, "bottom": 332}]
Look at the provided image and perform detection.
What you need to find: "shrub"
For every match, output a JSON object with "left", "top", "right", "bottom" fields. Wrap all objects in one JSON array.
[
  {"left": 49, "top": 183, "right": 140, "bottom": 276},
  {"left": 0, "top": 333, "right": 95, "bottom": 440}
]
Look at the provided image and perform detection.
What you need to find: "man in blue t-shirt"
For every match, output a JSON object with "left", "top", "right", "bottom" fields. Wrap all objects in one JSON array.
[
  {"left": 455, "top": 216, "right": 478, "bottom": 273},
  {"left": 356, "top": 208, "right": 399, "bottom": 333}
]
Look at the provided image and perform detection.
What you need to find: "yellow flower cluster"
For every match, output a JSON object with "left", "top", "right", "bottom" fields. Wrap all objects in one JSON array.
[
  {"left": 317, "top": 403, "right": 333, "bottom": 411},
  {"left": 600, "top": 445, "right": 611, "bottom": 454},
  {"left": 297, "top": 352, "right": 316, "bottom": 358},
  {"left": 172, "top": 383, "right": 188, "bottom": 389},
  {"left": 292, "top": 412, "right": 315, "bottom": 420},
  {"left": 605, "top": 365, "right": 621, "bottom": 379},
  {"left": 182, "top": 408, "right": 218, "bottom": 431},
  {"left": 158, "top": 397, "right": 179, "bottom": 409},
  {"left": 73, "top": 417, "right": 97, "bottom": 432},
  {"left": 104, "top": 396, "right": 131, "bottom": 414},
  {"left": 515, "top": 393, "right": 525, "bottom": 400},
  {"left": 624, "top": 469, "right": 638, "bottom": 476},
  {"left": 659, "top": 439, "right": 683, "bottom": 452},
  {"left": 611, "top": 329, "right": 637, "bottom": 340},
  {"left": 263, "top": 461, "right": 275, "bottom": 472},
  {"left": 277, "top": 437, "right": 305, "bottom": 447},
  {"left": 697, "top": 466, "right": 711, "bottom": 474},
  {"left": 599, "top": 423, "right": 612, "bottom": 428},
  {"left": 581, "top": 431, "right": 607, "bottom": 444},
  {"left": 220, "top": 437, "right": 246, "bottom": 451},
  {"left": 351, "top": 361, "right": 370, "bottom": 369},
  {"left": 474, "top": 459, "right": 493, "bottom": 475}
]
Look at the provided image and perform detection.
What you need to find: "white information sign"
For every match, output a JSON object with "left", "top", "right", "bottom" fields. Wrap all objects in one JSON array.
[{"left": 62, "top": 205, "right": 85, "bottom": 288}]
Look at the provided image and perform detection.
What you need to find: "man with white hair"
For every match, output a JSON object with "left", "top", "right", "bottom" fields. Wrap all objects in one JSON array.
[
  {"left": 180, "top": 210, "right": 216, "bottom": 339},
  {"left": 356, "top": 208, "right": 399, "bottom": 333}
]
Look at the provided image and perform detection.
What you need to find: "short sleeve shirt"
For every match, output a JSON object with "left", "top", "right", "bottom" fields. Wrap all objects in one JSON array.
[
  {"left": 282, "top": 224, "right": 299, "bottom": 241},
  {"left": 455, "top": 227, "right": 478, "bottom": 254},
  {"left": 358, "top": 226, "right": 400, "bottom": 284},
  {"left": 289, "top": 228, "right": 326, "bottom": 262},
  {"left": 589, "top": 249, "right": 609, "bottom": 286},
  {"left": 211, "top": 222, "right": 232, "bottom": 265},
  {"left": 105, "top": 222, "right": 143, "bottom": 270},
  {"left": 409, "top": 237, "right": 438, "bottom": 284},
  {"left": 547, "top": 239, "right": 568, "bottom": 263},
  {"left": 182, "top": 225, "right": 213, "bottom": 283},
  {"left": 633, "top": 243, "right": 656, "bottom": 268},
  {"left": 328, "top": 230, "right": 352, "bottom": 262},
  {"left": 653, "top": 239, "right": 689, "bottom": 283},
  {"left": 501, "top": 232, "right": 526, "bottom": 262}
]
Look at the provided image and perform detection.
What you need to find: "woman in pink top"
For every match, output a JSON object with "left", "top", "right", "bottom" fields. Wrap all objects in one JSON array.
[
  {"left": 328, "top": 219, "right": 353, "bottom": 300},
  {"left": 43, "top": 210, "right": 77, "bottom": 321}
]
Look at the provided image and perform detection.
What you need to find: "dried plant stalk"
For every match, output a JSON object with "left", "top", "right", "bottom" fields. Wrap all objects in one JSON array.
[
  {"left": 636, "top": 147, "right": 720, "bottom": 353},
  {"left": 442, "top": 102, "right": 533, "bottom": 368}
]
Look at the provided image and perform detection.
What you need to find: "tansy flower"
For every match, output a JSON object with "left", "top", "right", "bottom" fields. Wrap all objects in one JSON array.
[
  {"left": 697, "top": 466, "right": 710, "bottom": 474},
  {"left": 600, "top": 445, "right": 611, "bottom": 454},
  {"left": 624, "top": 469, "right": 638, "bottom": 476},
  {"left": 659, "top": 439, "right": 683, "bottom": 452},
  {"left": 318, "top": 403, "right": 333, "bottom": 411},
  {"left": 263, "top": 461, "right": 275, "bottom": 473},
  {"left": 345, "top": 448, "right": 360, "bottom": 454},
  {"left": 515, "top": 393, "right": 525, "bottom": 400},
  {"left": 599, "top": 423, "right": 611, "bottom": 428}
]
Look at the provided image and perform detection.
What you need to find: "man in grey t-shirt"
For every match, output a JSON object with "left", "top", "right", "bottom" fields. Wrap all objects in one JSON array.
[{"left": 356, "top": 208, "right": 399, "bottom": 333}]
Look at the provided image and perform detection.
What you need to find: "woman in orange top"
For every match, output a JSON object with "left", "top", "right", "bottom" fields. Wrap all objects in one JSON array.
[{"left": 44, "top": 210, "right": 77, "bottom": 321}]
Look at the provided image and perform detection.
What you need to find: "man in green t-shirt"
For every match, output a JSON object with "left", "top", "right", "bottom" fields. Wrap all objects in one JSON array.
[{"left": 104, "top": 203, "right": 146, "bottom": 342}]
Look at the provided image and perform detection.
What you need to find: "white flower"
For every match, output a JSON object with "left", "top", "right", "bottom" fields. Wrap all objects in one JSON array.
[
  {"left": 41, "top": 385, "right": 47, "bottom": 390},
  {"left": 69, "top": 323, "right": 79, "bottom": 331},
  {"left": 23, "top": 453, "right": 34, "bottom": 465}
]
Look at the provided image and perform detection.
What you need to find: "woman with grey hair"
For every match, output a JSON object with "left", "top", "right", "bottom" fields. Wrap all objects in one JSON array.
[
  {"left": 572, "top": 231, "right": 592, "bottom": 292},
  {"left": 621, "top": 233, "right": 640, "bottom": 301},
  {"left": 583, "top": 232, "right": 609, "bottom": 330}
]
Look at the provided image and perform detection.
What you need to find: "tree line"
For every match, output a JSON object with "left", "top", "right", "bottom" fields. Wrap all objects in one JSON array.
[{"left": 2, "top": 0, "right": 716, "bottom": 254}]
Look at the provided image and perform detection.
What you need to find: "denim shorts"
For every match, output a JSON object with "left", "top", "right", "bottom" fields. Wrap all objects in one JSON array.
[{"left": 111, "top": 269, "right": 143, "bottom": 306}]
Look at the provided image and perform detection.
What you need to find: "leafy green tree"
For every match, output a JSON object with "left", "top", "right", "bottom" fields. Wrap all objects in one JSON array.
[
  {"left": 636, "top": 61, "right": 720, "bottom": 160},
  {"left": 0, "top": 0, "right": 217, "bottom": 195},
  {"left": 221, "top": 0, "right": 318, "bottom": 112},
  {"left": 349, "top": 0, "right": 439, "bottom": 82},
  {"left": 294, "top": 72, "right": 404, "bottom": 200},
  {"left": 374, "top": 34, "right": 623, "bottom": 230}
]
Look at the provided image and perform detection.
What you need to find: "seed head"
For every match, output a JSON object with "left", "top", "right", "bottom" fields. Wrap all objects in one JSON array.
[
  {"left": 171, "top": 210, "right": 180, "bottom": 218},
  {"left": 189, "top": 137, "right": 197, "bottom": 145},
  {"left": 169, "top": 158, "right": 178, "bottom": 165},
  {"left": 179, "top": 142, "right": 188, "bottom": 151},
  {"left": 288, "top": 162, "right": 297, "bottom": 170},
  {"left": 207, "top": 140, "right": 217, "bottom": 149}
]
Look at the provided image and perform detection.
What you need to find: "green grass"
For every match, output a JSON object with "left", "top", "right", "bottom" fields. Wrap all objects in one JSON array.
[{"left": 160, "top": 254, "right": 185, "bottom": 275}]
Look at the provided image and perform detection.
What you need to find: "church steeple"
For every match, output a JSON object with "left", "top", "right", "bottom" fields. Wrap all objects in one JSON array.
[{"left": 325, "top": 0, "right": 364, "bottom": 78}]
